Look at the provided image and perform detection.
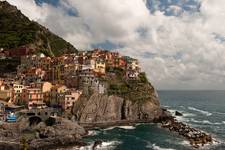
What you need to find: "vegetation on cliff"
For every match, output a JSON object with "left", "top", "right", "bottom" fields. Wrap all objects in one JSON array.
[
  {"left": 0, "top": 1, "right": 77, "bottom": 56},
  {"left": 106, "top": 67, "right": 158, "bottom": 104}
]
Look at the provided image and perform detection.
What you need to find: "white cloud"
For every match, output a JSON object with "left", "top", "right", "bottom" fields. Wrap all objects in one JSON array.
[{"left": 5, "top": 0, "right": 225, "bottom": 90}]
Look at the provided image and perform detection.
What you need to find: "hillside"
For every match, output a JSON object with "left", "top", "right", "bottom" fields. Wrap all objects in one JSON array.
[{"left": 0, "top": 1, "right": 77, "bottom": 56}]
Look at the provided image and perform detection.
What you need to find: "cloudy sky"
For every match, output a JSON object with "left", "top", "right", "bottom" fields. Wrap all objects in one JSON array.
[{"left": 5, "top": 0, "right": 225, "bottom": 90}]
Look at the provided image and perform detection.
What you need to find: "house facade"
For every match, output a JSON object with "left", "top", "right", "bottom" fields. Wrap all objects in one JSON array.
[
  {"left": 21, "top": 87, "right": 44, "bottom": 109},
  {"left": 62, "top": 90, "right": 82, "bottom": 110}
]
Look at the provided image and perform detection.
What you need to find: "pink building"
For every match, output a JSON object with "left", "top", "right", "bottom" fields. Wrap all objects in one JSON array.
[{"left": 21, "top": 87, "right": 44, "bottom": 109}]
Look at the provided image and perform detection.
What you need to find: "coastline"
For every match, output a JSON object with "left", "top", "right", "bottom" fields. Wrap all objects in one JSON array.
[{"left": 0, "top": 109, "right": 215, "bottom": 150}]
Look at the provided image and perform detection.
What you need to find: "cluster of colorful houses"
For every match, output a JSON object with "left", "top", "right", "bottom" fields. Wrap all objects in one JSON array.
[{"left": 0, "top": 48, "right": 141, "bottom": 122}]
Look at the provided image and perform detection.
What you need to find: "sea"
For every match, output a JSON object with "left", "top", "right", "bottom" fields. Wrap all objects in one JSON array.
[{"left": 73, "top": 91, "right": 225, "bottom": 150}]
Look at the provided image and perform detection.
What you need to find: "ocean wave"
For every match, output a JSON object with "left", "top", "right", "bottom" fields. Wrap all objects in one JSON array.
[
  {"left": 175, "top": 116, "right": 189, "bottom": 122},
  {"left": 99, "top": 141, "right": 121, "bottom": 147},
  {"left": 104, "top": 125, "right": 135, "bottom": 131},
  {"left": 190, "top": 119, "right": 222, "bottom": 125},
  {"left": 162, "top": 105, "right": 171, "bottom": 108},
  {"left": 166, "top": 108, "right": 195, "bottom": 117},
  {"left": 188, "top": 107, "right": 212, "bottom": 116},
  {"left": 78, "top": 141, "right": 121, "bottom": 150},
  {"left": 151, "top": 144, "right": 176, "bottom": 150},
  {"left": 117, "top": 126, "right": 136, "bottom": 130},
  {"left": 88, "top": 130, "right": 99, "bottom": 136},
  {"left": 179, "top": 140, "right": 189, "bottom": 146},
  {"left": 166, "top": 109, "right": 195, "bottom": 123},
  {"left": 223, "top": 121, "right": 225, "bottom": 124},
  {"left": 183, "top": 112, "right": 196, "bottom": 117},
  {"left": 103, "top": 126, "right": 116, "bottom": 130},
  {"left": 94, "top": 141, "right": 121, "bottom": 150},
  {"left": 214, "top": 111, "right": 225, "bottom": 115}
]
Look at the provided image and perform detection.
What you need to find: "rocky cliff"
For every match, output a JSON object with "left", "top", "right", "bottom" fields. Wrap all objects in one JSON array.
[{"left": 72, "top": 81, "right": 162, "bottom": 124}]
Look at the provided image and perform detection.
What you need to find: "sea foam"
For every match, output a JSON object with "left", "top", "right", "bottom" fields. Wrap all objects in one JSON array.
[
  {"left": 188, "top": 107, "right": 212, "bottom": 116},
  {"left": 88, "top": 130, "right": 99, "bottom": 136},
  {"left": 190, "top": 119, "right": 222, "bottom": 125},
  {"left": 78, "top": 141, "right": 121, "bottom": 150},
  {"left": 95, "top": 141, "right": 121, "bottom": 150},
  {"left": 104, "top": 125, "right": 135, "bottom": 130},
  {"left": 151, "top": 144, "right": 176, "bottom": 150},
  {"left": 117, "top": 126, "right": 136, "bottom": 130},
  {"left": 166, "top": 108, "right": 194, "bottom": 122}
]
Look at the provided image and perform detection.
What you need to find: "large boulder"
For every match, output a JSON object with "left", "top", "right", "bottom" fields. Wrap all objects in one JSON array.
[
  {"left": 38, "top": 118, "right": 86, "bottom": 138},
  {"left": 175, "top": 111, "right": 183, "bottom": 116}
]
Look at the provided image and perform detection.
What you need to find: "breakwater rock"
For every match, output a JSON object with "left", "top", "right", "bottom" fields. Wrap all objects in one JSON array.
[{"left": 160, "top": 116, "right": 213, "bottom": 148}]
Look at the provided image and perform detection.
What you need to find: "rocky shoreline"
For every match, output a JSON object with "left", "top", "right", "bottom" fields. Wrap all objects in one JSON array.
[
  {"left": 0, "top": 117, "right": 88, "bottom": 150},
  {"left": 0, "top": 109, "right": 216, "bottom": 150},
  {"left": 158, "top": 110, "right": 215, "bottom": 148}
]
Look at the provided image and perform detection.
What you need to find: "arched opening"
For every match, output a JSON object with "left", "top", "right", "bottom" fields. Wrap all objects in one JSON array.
[
  {"left": 45, "top": 117, "right": 56, "bottom": 126},
  {"left": 29, "top": 116, "right": 42, "bottom": 126}
]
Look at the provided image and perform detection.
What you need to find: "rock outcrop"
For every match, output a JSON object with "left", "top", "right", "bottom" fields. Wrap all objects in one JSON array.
[
  {"left": 37, "top": 117, "right": 86, "bottom": 138},
  {"left": 0, "top": 117, "right": 87, "bottom": 150},
  {"left": 72, "top": 83, "right": 162, "bottom": 124},
  {"left": 175, "top": 111, "right": 183, "bottom": 116}
]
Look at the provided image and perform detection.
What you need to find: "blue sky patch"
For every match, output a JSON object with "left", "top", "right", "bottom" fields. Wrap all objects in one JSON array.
[
  {"left": 145, "top": 0, "right": 200, "bottom": 16},
  {"left": 34, "top": 0, "right": 78, "bottom": 17},
  {"left": 35, "top": 0, "right": 60, "bottom": 7}
]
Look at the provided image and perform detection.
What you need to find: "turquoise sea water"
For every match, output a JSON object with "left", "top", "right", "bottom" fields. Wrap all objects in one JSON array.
[{"left": 79, "top": 91, "right": 225, "bottom": 150}]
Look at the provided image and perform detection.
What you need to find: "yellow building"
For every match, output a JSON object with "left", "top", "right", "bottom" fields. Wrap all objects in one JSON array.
[
  {"left": 50, "top": 84, "right": 67, "bottom": 106},
  {"left": 94, "top": 59, "right": 106, "bottom": 75}
]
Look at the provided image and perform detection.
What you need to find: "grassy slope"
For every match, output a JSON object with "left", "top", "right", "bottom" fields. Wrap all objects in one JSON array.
[
  {"left": 106, "top": 67, "right": 155, "bottom": 103},
  {"left": 0, "top": 1, "right": 77, "bottom": 56}
]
